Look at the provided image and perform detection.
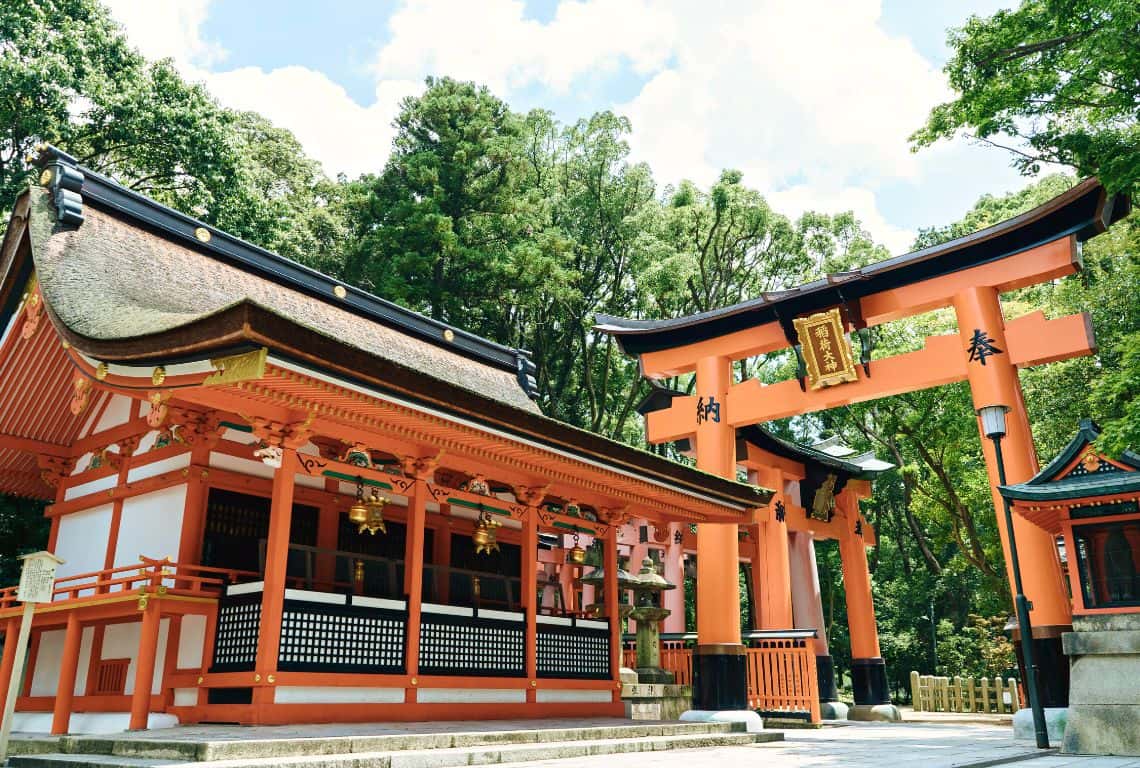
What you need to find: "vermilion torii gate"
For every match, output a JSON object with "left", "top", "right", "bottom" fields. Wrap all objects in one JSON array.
[{"left": 598, "top": 178, "right": 1130, "bottom": 717}]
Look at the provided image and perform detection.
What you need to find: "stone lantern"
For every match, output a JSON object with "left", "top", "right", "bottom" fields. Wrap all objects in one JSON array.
[
  {"left": 579, "top": 557, "right": 637, "bottom": 620},
  {"left": 629, "top": 557, "right": 676, "bottom": 683}
]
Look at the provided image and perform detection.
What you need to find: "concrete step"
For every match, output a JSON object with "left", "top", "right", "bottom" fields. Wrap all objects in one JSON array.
[
  {"left": 10, "top": 730, "right": 782, "bottom": 768},
  {"left": 14, "top": 722, "right": 749, "bottom": 762}
]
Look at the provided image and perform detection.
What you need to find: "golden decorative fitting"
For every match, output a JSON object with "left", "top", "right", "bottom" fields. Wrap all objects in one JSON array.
[
  {"left": 333, "top": 285, "right": 347, "bottom": 299},
  {"left": 254, "top": 674, "right": 261, "bottom": 683},
  {"left": 442, "top": 329, "right": 455, "bottom": 342},
  {"left": 792, "top": 307, "right": 859, "bottom": 389},
  {"left": 152, "top": 366, "right": 167, "bottom": 385},
  {"left": 137, "top": 596, "right": 148, "bottom": 610},
  {"left": 61, "top": 340, "right": 70, "bottom": 349},
  {"left": 204, "top": 347, "right": 267, "bottom": 386},
  {"left": 181, "top": 468, "right": 189, "bottom": 477},
  {"left": 39, "top": 168, "right": 53, "bottom": 186},
  {"left": 197, "top": 676, "right": 203, "bottom": 685},
  {"left": 567, "top": 533, "right": 587, "bottom": 565},
  {"left": 530, "top": 680, "right": 537, "bottom": 688},
  {"left": 95, "top": 361, "right": 109, "bottom": 381},
  {"left": 194, "top": 227, "right": 211, "bottom": 243},
  {"left": 157, "top": 585, "right": 167, "bottom": 595},
  {"left": 410, "top": 677, "right": 418, "bottom": 686},
  {"left": 472, "top": 507, "right": 501, "bottom": 555},
  {"left": 267, "top": 674, "right": 276, "bottom": 684}
]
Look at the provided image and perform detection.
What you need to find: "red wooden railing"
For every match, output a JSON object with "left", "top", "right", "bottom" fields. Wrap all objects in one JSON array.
[
  {"left": 91, "top": 658, "right": 131, "bottom": 695},
  {"left": 622, "top": 632, "right": 819, "bottom": 722},
  {"left": 0, "top": 557, "right": 255, "bottom": 611},
  {"left": 745, "top": 638, "right": 820, "bottom": 722}
]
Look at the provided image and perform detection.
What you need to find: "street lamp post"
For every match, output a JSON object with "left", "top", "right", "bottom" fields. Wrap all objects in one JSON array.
[{"left": 978, "top": 404, "right": 1050, "bottom": 749}]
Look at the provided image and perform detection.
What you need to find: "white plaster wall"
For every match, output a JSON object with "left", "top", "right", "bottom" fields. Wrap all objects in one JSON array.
[
  {"left": 64, "top": 474, "right": 119, "bottom": 501},
  {"left": 172, "top": 689, "right": 198, "bottom": 706},
  {"left": 177, "top": 615, "right": 207, "bottom": 670},
  {"left": 210, "top": 452, "right": 274, "bottom": 480},
  {"left": 75, "top": 626, "right": 94, "bottom": 695},
  {"left": 274, "top": 687, "right": 405, "bottom": 704},
  {"left": 93, "top": 395, "right": 133, "bottom": 434},
  {"left": 114, "top": 485, "right": 186, "bottom": 567},
  {"left": 536, "top": 689, "right": 612, "bottom": 703},
  {"left": 29, "top": 629, "right": 64, "bottom": 696},
  {"left": 53, "top": 504, "right": 113, "bottom": 582},
  {"left": 416, "top": 688, "right": 526, "bottom": 704},
  {"left": 126, "top": 453, "right": 191, "bottom": 484},
  {"left": 102, "top": 618, "right": 169, "bottom": 695},
  {"left": 135, "top": 430, "right": 161, "bottom": 454}
]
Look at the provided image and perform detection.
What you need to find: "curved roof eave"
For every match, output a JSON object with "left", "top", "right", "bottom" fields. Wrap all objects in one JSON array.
[{"left": 597, "top": 177, "right": 1130, "bottom": 355}]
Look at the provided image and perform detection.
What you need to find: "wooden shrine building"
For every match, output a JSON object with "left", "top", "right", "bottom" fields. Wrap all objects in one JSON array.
[
  {"left": 0, "top": 148, "right": 785, "bottom": 732},
  {"left": 1000, "top": 419, "right": 1140, "bottom": 755}
]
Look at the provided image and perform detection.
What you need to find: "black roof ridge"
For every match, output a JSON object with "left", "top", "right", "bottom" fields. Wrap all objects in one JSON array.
[
  {"left": 596, "top": 176, "right": 1130, "bottom": 355},
  {"left": 31, "top": 145, "right": 536, "bottom": 387}
]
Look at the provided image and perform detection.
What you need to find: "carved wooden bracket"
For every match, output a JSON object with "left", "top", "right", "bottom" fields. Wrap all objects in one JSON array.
[
  {"left": 512, "top": 485, "right": 549, "bottom": 508},
  {"left": 38, "top": 455, "right": 76, "bottom": 487},
  {"left": 400, "top": 452, "right": 442, "bottom": 480},
  {"left": 246, "top": 411, "right": 316, "bottom": 449}
]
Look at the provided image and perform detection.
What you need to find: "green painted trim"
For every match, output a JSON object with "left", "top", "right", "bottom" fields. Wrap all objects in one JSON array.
[
  {"left": 552, "top": 521, "right": 594, "bottom": 534},
  {"left": 219, "top": 421, "right": 252, "bottom": 433},
  {"left": 447, "top": 497, "right": 510, "bottom": 517},
  {"left": 322, "top": 469, "right": 393, "bottom": 491}
]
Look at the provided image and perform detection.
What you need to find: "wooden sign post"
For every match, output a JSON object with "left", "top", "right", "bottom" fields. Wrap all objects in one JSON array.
[{"left": 0, "top": 551, "right": 62, "bottom": 760}]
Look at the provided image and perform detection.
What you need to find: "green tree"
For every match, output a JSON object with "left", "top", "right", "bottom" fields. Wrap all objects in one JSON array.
[{"left": 912, "top": 0, "right": 1140, "bottom": 195}]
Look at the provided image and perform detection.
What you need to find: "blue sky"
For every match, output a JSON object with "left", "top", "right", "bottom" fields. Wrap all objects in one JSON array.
[{"left": 105, "top": 0, "right": 1033, "bottom": 253}]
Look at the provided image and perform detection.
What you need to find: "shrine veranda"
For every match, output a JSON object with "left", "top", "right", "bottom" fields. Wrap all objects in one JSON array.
[{"left": 0, "top": 146, "right": 1132, "bottom": 735}]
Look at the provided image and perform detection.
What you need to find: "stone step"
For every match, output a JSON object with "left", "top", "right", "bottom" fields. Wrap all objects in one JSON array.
[
  {"left": 10, "top": 730, "right": 782, "bottom": 768},
  {"left": 16, "top": 722, "right": 746, "bottom": 762}
]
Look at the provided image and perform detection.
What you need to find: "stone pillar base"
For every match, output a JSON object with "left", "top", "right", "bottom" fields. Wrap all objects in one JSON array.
[
  {"left": 820, "top": 701, "right": 849, "bottom": 720},
  {"left": 1013, "top": 707, "right": 1067, "bottom": 746},
  {"left": 1059, "top": 614, "right": 1140, "bottom": 756},
  {"left": 849, "top": 703, "right": 902, "bottom": 722},
  {"left": 680, "top": 709, "right": 764, "bottom": 733}
]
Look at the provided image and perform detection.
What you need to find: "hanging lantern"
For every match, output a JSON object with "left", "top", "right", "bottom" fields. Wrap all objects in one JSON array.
[
  {"left": 348, "top": 477, "right": 368, "bottom": 527},
  {"left": 472, "top": 506, "right": 501, "bottom": 555},
  {"left": 567, "top": 532, "right": 587, "bottom": 565},
  {"left": 360, "top": 488, "right": 387, "bottom": 535}
]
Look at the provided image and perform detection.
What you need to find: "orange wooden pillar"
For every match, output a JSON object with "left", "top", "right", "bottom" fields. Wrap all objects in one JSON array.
[
  {"left": 837, "top": 490, "right": 888, "bottom": 710},
  {"left": 662, "top": 525, "right": 685, "bottom": 633},
  {"left": 129, "top": 603, "right": 162, "bottom": 729},
  {"left": 0, "top": 618, "right": 17, "bottom": 718},
  {"left": 403, "top": 479, "right": 427, "bottom": 698},
  {"left": 522, "top": 507, "right": 539, "bottom": 700},
  {"left": 50, "top": 612, "right": 82, "bottom": 734},
  {"left": 954, "top": 286, "right": 1073, "bottom": 706},
  {"left": 251, "top": 448, "right": 297, "bottom": 718},
  {"left": 692, "top": 354, "right": 748, "bottom": 711},
  {"left": 604, "top": 526, "right": 621, "bottom": 699},
  {"left": 754, "top": 467, "right": 793, "bottom": 630}
]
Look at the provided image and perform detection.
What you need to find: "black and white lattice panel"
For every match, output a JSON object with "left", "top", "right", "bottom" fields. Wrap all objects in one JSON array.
[
  {"left": 211, "top": 596, "right": 262, "bottom": 671},
  {"left": 418, "top": 605, "right": 525, "bottom": 676},
  {"left": 278, "top": 601, "right": 406, "bottom": 673},
  {"left": 536, "top": 616, "right": 610, "bottom": 679}
]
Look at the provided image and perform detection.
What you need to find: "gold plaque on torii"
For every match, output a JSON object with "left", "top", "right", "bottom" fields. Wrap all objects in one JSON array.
[{"left": 793, "top": 308, "right": 858, "bottom": 389}]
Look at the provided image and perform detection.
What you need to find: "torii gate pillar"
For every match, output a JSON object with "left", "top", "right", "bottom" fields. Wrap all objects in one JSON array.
[
  {"left": 954, "top": 286, "right": 1072, "bottom": 706},
  {"left": 688, "top": 355, "right": 750, "bottom": 713}
]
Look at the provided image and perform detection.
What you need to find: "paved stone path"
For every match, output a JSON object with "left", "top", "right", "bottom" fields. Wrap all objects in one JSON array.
[{"left": 494, "top": 722, "right": 1139, "bottom": 768}]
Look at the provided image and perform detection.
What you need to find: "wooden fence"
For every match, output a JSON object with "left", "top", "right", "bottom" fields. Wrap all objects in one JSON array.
[
  {"left": 910, "top": 671, "right": 1021, "bottom": 714},
  {"left": 622, "top": 633, "right": 819, "bottom": 722}
]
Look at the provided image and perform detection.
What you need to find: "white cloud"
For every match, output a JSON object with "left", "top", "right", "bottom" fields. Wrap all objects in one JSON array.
[
  {"left": 101, "top": 0, "right": 1023, "bottom": 251},
  {"left": 769, "top": 185, "right": 916, "bottom": 255},
  {"left": 204, "top": 67, "right": 418, "bottom": 179},
  {"left": 102, "top": 0, "right": 226, "bottom": 69},
  {"left": 375, "top": 0, "right": 678, "bottom": 94}
]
